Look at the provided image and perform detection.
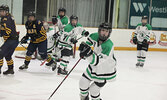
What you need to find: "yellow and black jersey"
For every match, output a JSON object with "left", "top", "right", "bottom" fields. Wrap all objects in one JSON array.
[
  {"left": 0, "top": 13, "right": 18, "bottom": 41},
  {"left": 25, "top": 20, "right": 47, "bottom": 43}
]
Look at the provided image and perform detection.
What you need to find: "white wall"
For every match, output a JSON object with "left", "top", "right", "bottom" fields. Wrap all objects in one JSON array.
[
  {"left": 12, "top": 0, "right": 23, "bottom": 24},
  {"left": 15, "top": 25, "right": 167, "bottom": 49}
]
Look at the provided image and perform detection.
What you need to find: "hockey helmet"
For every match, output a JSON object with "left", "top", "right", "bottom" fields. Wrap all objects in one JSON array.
[{"left": 98, "top": 22, "right": 112, "bottom": 41}]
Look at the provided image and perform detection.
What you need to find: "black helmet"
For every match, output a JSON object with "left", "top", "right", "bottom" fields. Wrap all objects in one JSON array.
[
  {"left": 98, "top": 22, "right": 112, "bottom": 41},
  {"left": 58, "top": 8, "right": 66, "bottom": 18},
  {"left": 70, "top": 15, "right": 78, "bottom": 21},
  {"left": 52, "top": 15, "right": 58, "bottom": 25},
  {"left": 58, "top": 7, "right": 66, "bottom": 14},
  {"left": 28, "top": 11, "right": 36, "bottom": 17},
  {"left": 142, "top": 16, "right": 148, "bottom": 20},
  {"left": 70, "top": 15, "right": 78, "bottom": 26},
  {"left": 4, "top": 5, "right": 9, "bottom": 12},
  {"left": 0, "top": 5, "right": 9, "bottom": 12}
]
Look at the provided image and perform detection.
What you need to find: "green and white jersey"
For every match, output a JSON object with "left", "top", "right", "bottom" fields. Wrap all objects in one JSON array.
[
  {"left": 64, "top": 23, "right": 86, "bottom": 38},
  {"left": 64, "top": 23, "right": 82, "bottom": 32},
  {"left": 47, "top": 28, "right": 55, "bottom": 52},
  {"left": 134, "top": 23, "right": 152, "bottom": 42},
  {"left": 56, "top": 31, "right": 73, "bottom": 50},
  {"left": 57, "top": 15, "right": 69, "bottom": 31},
  {"left": 84, "top": 33, "right": 117, "bottom": 82},
  {"left": 57, "top": 23, "right": 86, "bottom": 50}
]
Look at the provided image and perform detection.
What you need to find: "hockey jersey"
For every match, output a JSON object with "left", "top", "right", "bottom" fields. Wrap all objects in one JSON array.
[
  {"left": 47, "top": 28, "right": 55, "bottom": 52},
  {"left": 134, "top": 23, "right": 152, "bottom": 43},
  {"left": 57, "top": 23, "right": 86, "bottom": 50},
  {"left": 57, "top": 15, "right": 69, "bottom": 31},
  {"left": 84, "top": 33, "right": 117, "bottom": 82},
  {"left": 0, "top": 13, "right": 18, "bottom": 41},
  {"left": 25, "top": 20, "right": 47, "bottom": 43}
]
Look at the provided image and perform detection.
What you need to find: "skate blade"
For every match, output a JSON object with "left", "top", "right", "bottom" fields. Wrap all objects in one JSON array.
[
  {"left": 3, "top": 73, "right": 15, "bottom": 76},
  {"left": 57, "top": 72, "right": 67, "bottom": 76},
  {"left": 57, "top": 72, "right": 68, "bottom": 75}
]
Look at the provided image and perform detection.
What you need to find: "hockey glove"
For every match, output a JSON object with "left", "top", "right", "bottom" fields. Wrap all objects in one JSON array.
[
  {"left": 70, "top": 38, "right": 78, "bottom": 44},
  {"left": 21, "top": 36, "right": 29, "bottom": 44},
  {"left": 83, "top": 31, "right": 89, "bottom": 37},
  {"left": 52, "top": 16, "right": 58, "bottom": 25},
  {"left": 133, "top": 37, "right": 137, "bottom": 44},
  {"left": 79, "top": 42, "right": 93, "bottom": 58}
]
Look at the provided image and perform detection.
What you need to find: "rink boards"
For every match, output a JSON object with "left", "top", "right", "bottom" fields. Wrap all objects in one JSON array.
[{"left": 1, "top": 25, "right": 166, "bottom": 52}]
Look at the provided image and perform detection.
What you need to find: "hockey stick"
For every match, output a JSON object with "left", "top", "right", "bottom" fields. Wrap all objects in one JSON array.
[
  {"left": 15, "top": 40, "right": 38, "bottom": 60},
  {"left": 19, "top": 42, "right": 27, "bottom": 50},
  {"left": 76, "top": 36, "right": 84, "bottom": 41},
  {"left": 73, "top": 36, "right": 85, "bottom": 58},
  {"left": 40, "top": 59, "right": 47, "bottom": 66},
  {"left": 19, "top": 39, "right": 31, "bottom": 50},
  {"left": 15, "top": 42, "right": 28, "bottom": 59},
  {"left": 40, "top": 57, "right": 69, "bottom": 66},
  {"left": 47, "top": 58, "right": 82, "bottom": 100},
  {"left": 73, "top": 43, "right": 76, "bottom": 58}
]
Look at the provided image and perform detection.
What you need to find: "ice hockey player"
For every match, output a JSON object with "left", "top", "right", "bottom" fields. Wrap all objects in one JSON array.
[
  {"left": 79, "top": 22, "right": 117, "bottom": 100},
  {"left": 36, "top": 22, "right": 55, "bottom": 60},
  {"left": 54, "top": 15, "right": 89, "bottom": 75},
  {"left": 19, "top": 11, "right": 56, "bottom": 70},
  {"left": 43, "top": 22, "right": 55, "bottom": 53},
  {"left": 133, "top": 16, "right": 152, "bottom": 67},
  {"left": 0, "top": 5, "right": 19, "bottom": 75},
  {"left": 52, "top": 7, "right": 69, "bottom": 31},
  {"left": 42, "top": 22, "right": 59, "bottom": 67}
]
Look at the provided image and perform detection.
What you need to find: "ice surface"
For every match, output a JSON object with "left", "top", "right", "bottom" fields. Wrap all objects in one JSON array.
[{"left": 0, "top": 51, "right": 167, "bottom": 100}]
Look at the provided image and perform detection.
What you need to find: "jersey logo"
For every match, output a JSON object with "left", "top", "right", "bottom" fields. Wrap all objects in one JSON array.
[
  {"left": 33, "top": 24, "right": 36, "bottom": 28},
  {"left": 28, "top": 29, "right": 37, "bottom": 34},
  {"left": 3, "top": 18, "right": 7, "bottom": 21}
]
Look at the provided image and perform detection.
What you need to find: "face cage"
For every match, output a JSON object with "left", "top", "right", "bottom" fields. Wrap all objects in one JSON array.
[
  {"left": 98, "top": 28, "right": 111, "bottom": 41},
  {"left": 70, "top": 19, "right": 78, "bottom": 25}
]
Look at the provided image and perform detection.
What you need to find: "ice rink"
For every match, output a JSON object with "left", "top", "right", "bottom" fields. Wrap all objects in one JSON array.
[{"left": 0, "top": 51, "right": 167, "bottom": 100}]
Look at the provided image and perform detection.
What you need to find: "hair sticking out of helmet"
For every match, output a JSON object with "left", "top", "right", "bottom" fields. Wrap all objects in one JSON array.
[
  {"left": 98, "top": 22, "right": 112, "bottom": 41},
  {"left": 70, "top": 15, "right": 78, "bottom": 27}
]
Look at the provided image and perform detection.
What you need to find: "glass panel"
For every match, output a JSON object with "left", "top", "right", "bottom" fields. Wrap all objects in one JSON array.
[
  {"left": 23, "top": 0, "right": 35, "bottom": 24},
  {"left": 36, "top": 0, "right": 47, "bottom": 21}
]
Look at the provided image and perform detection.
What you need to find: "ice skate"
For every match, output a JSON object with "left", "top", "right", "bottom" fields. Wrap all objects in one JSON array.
[
  {"left": 3, "top": 69, "right": 14, "bottom": 75},
  {"left": 19, "top": 64, "right": 28, "bottom": 70}
]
